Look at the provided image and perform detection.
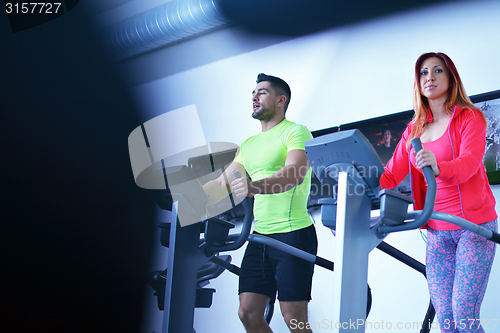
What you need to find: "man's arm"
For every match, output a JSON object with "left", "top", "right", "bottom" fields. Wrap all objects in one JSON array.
[
  {"left": 231, "top": 149, "right": 310, "bottom": 198},
  {"left": 202, "top": 161, "right": 247, "bottom": 205}
]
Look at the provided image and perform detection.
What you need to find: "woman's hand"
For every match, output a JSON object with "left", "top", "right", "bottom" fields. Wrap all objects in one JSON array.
[{"left": 414, "top": 149, "right": 440, "bottom": 176}]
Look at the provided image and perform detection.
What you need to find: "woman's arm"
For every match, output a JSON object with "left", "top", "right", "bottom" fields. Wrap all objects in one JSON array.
[
  {"left": 437, "top": 110, "right": 487, "bottom": 185},
  {"left": 380, "top": 126, "right": 412, "bottom": 189}
]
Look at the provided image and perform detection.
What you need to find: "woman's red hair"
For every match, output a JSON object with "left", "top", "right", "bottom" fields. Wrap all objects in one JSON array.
[{"left": 406, "top": 52, "right": 486, "bottom": 150}]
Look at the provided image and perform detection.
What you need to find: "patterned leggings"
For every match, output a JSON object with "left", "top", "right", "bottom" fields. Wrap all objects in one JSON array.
[{"left": 426, "top": 220, "right": 497, "bottom": 333}]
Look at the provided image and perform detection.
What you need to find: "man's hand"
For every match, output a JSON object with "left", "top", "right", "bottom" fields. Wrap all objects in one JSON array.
[
  {"left": 202, "top": 161, "right": 247, "bottom": 204},
  {"left": 231, "top": 176, "right": 257, "bottom": 198}
]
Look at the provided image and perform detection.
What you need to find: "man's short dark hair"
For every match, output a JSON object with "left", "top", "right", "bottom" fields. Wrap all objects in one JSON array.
[{"left": 256, "top": 73, "right": 291, "bottom": 112}]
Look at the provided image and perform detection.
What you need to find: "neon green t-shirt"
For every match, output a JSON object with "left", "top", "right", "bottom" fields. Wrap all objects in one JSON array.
[{"left": 234, "top": 119, "right": 313, "bottom": 234}]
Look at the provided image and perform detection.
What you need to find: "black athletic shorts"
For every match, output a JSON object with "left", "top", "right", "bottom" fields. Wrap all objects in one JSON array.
[{"left": 238, "top": 224, "right": 318, "bottom": 302}]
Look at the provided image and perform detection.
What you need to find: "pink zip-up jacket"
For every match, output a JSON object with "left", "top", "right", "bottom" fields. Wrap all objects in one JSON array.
[{"left": 380, "top": 105, "right": 497, "bottom": 229}]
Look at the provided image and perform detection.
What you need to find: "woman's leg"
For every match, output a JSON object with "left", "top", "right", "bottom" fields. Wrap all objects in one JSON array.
[
  {"left": 426, "top": 227, "right": 460, "bottom": 332},
  {"left": 452, "top": 220, "right": 497, "bottom": 333}
]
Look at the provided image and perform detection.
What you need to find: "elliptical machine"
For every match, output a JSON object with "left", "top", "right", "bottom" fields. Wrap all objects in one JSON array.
[
  {"left": 304, "top": 129, "right": 500, "bottom": 333},
  {"left": 144, "top": 167, "right": 347, "bottom": 332}
]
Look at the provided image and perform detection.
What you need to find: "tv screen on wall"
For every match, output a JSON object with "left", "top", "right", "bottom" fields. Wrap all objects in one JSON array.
[
  {"left": 338, "top": 110, "right": 414, "bottom": 196},
  {"left": 471, "top": 89, "right": 500, "bottom": 184}
]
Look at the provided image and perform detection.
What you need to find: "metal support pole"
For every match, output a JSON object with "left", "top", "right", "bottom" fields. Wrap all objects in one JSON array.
[
  {"left": 333, "top": 171, "right": 382, "bottom": 332},
  {"left": 162, "top": 201, "right": 201, "bottom": 333}
]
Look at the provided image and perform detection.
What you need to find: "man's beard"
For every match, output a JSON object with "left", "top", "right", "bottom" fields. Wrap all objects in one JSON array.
[{"left": 252, "top": 106, "right": 275, "bottom": 121}]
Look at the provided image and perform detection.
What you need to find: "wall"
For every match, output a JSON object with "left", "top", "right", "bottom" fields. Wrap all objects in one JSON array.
[{"left": 128, "top": 0, "right": 500, "bottom": 332}]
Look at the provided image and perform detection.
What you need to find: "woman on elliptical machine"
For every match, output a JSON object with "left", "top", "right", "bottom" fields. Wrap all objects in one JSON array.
[{"left": 380, "top": 52, "right": 498, "bottom": 333}]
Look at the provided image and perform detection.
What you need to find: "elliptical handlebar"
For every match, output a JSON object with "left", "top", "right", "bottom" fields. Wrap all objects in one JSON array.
[
  {"left": 378, "top": 138, "right": 500, "bottom": 244},
  {"left": 206, "top": 171, "right": 254, "bottom": 254},
  {"left": 378, "top": 137, "right": 437, "bottom": 235},
  {"left": 489, "top": 228, "right": 500, "bottom": 244},
  {"left": 409, "top": 137, "right": 438, "bottom": 227}
]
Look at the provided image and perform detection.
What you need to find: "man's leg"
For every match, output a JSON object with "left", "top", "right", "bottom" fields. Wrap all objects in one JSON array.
[
  {"left": 270, "top": 225, "right": 317, "bottom": 333},
  {"left": 239, "top": 292, "right": 273, "bottom": 333},
  {"left": 239, "top": 240, "right": 277, "bottom": 332},
  {"left": 280, "top": 300, "right": 311, "bottom": 333}
]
